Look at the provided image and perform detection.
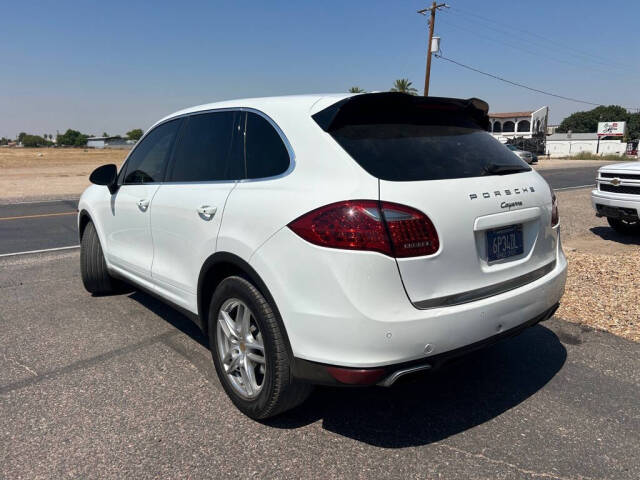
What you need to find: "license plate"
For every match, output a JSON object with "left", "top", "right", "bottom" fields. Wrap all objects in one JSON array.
[{"left": 487, "top": 224, "right": 523, "bottom": 262}]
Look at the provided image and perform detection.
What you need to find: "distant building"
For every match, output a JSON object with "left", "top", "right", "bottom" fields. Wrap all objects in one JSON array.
[
  {"left": 86, "top": 136, "right": 135, "bottom": 149},
  {"left": 545, "top": 132, "right": 626, "bottom": 157},
  {"left": 489, "top": 106, "right": 548, "bottom": 141}
]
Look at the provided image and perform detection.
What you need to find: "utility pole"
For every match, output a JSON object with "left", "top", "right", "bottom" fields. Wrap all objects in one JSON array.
[{"left": 418, "top": 2, "right": 448, "bottom": 96}]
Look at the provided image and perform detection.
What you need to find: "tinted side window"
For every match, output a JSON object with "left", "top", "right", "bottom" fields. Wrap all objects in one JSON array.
[
  {"left": 123, "top": 119, "right": 181, "bottom": 184},
  {"left": 245, "top": 112, "right": 290, "bottom": 179},
  {"left": 169, "top": 111, "right": 243, "bottom": 182}
]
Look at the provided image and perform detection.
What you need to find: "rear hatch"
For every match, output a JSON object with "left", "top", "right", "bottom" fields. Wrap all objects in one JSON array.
[{"left": 314, "top": 93, "right": 557, "bottom": 307}]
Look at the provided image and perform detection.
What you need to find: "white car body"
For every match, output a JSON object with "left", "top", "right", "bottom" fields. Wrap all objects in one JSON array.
[
  {"left": 79, "top": 93, "right": 566, "bottom": 381},
  {"left": 592, "top": 161, "right": 640, "bottom": 221}
]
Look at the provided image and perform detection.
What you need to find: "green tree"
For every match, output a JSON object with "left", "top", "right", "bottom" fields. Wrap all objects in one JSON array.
[
  {"left": 57, "top": 129, "right": 89, "bottom": 147},
  {"left": 625, "top": 112, "right": 640, "bottom": 140},
  {"left": 22, "top": 134, "right": 47, "bottom": 147},
  {"left": 0, "top": 137, "right": 8, "bottom": 145},
  {"left": 102, "top": 132, "right": 108, "bottom": 137},
  {"left": 18, "top": 132, "right": 26, "bottom": 143},
  {"left": 390, "top": 78, "right": 418, "bottom": 95},
  {"left": 348, "top": 86, "right": 366, "bottom": 93},
  {"left": 556, "top": 105, "right": 631, "bottom": 135},
  {"left": 126, "top": 128, "right": 143, "bottom": 141}
]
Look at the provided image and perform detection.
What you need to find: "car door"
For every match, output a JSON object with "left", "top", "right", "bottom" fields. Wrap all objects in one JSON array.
[
  {"left": 149, "top": 110, "right": 243, "bottom": 312},
  {"left": 104, "top": 118, "right": 182, "bottom": 280}
]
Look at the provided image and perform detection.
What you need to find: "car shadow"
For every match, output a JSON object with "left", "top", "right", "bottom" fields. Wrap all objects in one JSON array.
[
  {"left": 123, "top": 289, "right": 566, "bottom": 449},
  {"left": 127, "top": 291, "right": 209, "bottom": 349},
  {"left": 590, "top": 226, "right": 640, "bottom": 245},
  {"left": 266, "top": 324, "right": 566, "bottom": 448}
]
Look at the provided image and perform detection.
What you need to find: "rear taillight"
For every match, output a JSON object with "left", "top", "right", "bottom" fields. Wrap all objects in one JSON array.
[
  {"left": 288, "top": 200, "right": 439, "bottom": 258},
  {"left": 381, "top": 202, "right": 439, "bottom": 257},
  {"left": 550, "top": 187, "right": 559, "bottom": 227}
]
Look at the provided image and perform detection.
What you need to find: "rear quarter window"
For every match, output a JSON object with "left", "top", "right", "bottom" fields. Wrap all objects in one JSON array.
[{"left": 244, "top": 112, "right": 290, "bottom": 179}]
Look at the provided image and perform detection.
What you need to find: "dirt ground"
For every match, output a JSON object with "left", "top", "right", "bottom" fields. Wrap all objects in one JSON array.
[
  {"left": 556, "top": 188, "right": 640, "bottom": 342},
  {"left": 0, "top": 147, "right": 127, "bottom": 202},
  {"left": 534, "top": 157, "right": 623, "bottom": 170}
]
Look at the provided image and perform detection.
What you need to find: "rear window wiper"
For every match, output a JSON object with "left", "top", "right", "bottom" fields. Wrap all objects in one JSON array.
[{"left": 482, "top": 163, "right": 531, "bottom": 175}]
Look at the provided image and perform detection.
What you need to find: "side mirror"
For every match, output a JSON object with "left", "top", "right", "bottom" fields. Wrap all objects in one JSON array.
[{"left": 89, "top": 164, "right": 118, "bottom": 194}]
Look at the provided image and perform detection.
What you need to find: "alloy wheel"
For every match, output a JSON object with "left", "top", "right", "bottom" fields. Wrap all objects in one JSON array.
[{"left": 216, "top": 298, "right": 266, "bottom": 399}]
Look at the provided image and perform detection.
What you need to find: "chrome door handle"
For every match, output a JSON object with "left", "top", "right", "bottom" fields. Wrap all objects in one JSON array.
[
  {"left": 137, "top": 199, "right": 150, "bottom": 210},
  {"left": 197, "top": 205, "right": 217, "bottom": 219}
]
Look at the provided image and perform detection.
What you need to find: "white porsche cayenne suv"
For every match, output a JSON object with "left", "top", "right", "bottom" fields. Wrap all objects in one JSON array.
[{"left": 79, "top": 93, "right": 567, "bottom": 419}]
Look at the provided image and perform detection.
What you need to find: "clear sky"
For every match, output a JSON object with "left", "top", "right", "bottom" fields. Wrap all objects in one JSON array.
[{"left": 2, "top": 0, "right": 639, "bottom": 138}]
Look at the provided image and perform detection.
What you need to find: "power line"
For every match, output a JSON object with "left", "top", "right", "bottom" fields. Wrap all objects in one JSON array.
[
  {"left": 437, "top": 16, "right": 617, "bottom": 76},
  {"left": 439, "top": 10, "right": 639, "bottom": 78},
  {"left": 434, "top": 53, "right": 605, "bottom": 106},
  {"left": 445, "top": 5, "right": 633, "bottom": 71}
]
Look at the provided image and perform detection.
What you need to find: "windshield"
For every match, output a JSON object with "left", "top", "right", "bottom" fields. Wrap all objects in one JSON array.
[{"left": 329, "top": 123, "right": 531, "bottom": 181}]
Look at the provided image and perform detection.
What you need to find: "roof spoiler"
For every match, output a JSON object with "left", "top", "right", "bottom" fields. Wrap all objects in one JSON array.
[{"left": 312, "top": 92, "right": 490, "bottom": 132}]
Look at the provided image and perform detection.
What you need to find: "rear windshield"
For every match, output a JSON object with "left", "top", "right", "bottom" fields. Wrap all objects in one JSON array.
[
  {"left": 329, "top": 122, "right": 530, "bottom": 181},
  {"left": 315, "top": 94, "right": 531, "bottom": 182}
]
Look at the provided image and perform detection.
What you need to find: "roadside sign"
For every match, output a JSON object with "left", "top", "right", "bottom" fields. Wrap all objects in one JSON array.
[{"left": 597, "top": 121, "right": 626, "bottom": 137}]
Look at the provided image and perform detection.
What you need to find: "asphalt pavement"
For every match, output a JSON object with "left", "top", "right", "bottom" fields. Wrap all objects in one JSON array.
[
  {"left": 536, "top": 165, "right": 598, "bottom": 190},
  {"left": 0, "top": 199, "right": 79, "bottom": 255},
  {"left": 0, "top": 164, "right": 601, "bottom": 257},
  {"left": 1, "top": 249, "right": 638, "bottom": 479}
]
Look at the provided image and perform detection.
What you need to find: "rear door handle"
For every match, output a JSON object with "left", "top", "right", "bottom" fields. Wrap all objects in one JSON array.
[
  {"left": 137, "top": 199, "right": 150, "bottom": 210},
  {"left": 197, "top": 205, "right": 217, "bottom": 219}
]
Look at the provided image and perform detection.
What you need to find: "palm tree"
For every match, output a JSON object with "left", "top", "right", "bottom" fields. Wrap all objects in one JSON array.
[
  {"left": 390, "top": 78, "right": 418, "bottom": 95},
  {"left": 348, "top": 86, "right": 366, "bottom": 93}
]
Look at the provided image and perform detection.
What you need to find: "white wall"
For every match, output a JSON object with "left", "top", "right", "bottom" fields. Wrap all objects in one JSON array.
[
  {"left": 531, "top": 107, "right": 548, "bottom": 136},
  {"left": 87, "top": 139, "right": 105, "bottom": 149},
  {"left": 545, "top": 139, "right": 626, "bottom": 157}
]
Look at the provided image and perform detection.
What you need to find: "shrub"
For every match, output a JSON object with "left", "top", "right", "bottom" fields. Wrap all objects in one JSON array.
[{"left": 570, "top": 151, "right": 626, "bottom": 160}]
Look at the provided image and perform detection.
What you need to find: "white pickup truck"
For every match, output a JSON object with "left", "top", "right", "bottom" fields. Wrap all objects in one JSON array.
[{"left": 592, "top": 161, "right": 640, "bottom": 234}]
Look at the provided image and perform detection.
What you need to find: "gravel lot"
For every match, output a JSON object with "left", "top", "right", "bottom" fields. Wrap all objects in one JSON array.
[{"left": 555, "top": 188, "right": 640, "bottom": 342}]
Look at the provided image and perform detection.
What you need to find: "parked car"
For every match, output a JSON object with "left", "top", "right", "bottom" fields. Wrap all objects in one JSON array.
[
  {"left": 506, "top": 144, "right": 536, "bottom": 164},
  {"left": 592, "top": 162, "right": 640, "bottom": 234},
  {"left": 79, "top": 93, "right": 567, "bottom": 419}
]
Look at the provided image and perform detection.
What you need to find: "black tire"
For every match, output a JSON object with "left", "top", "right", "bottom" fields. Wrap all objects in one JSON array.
[
  {"left": 80, "top": 221, "right": 118, "bottom": 295},
  {"left": 607, "top": 217, "right": 640, "bottom": 235},
  {"left": 208, "top": 276, "right": 312, "bottom": 419}
]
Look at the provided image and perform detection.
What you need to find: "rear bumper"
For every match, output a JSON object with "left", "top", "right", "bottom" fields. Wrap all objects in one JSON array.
[
  {"left": 252, "top": 227, "right": 567, "bottom": 369},
  {"left": 592, "top": 190, "right": 640, "bottom": 219},
  {"left": 292, "top": 302, "right": 559, "bottom": 386}
]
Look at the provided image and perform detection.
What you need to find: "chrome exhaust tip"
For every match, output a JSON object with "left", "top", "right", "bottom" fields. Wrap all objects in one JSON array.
[{"left": 377, "top": 364, "right": 432, "bottom": 387}]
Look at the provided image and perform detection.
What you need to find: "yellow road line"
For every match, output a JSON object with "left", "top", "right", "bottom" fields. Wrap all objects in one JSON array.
[{"left": 0, "top": 211, "right": 77, "bottom": 221}]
